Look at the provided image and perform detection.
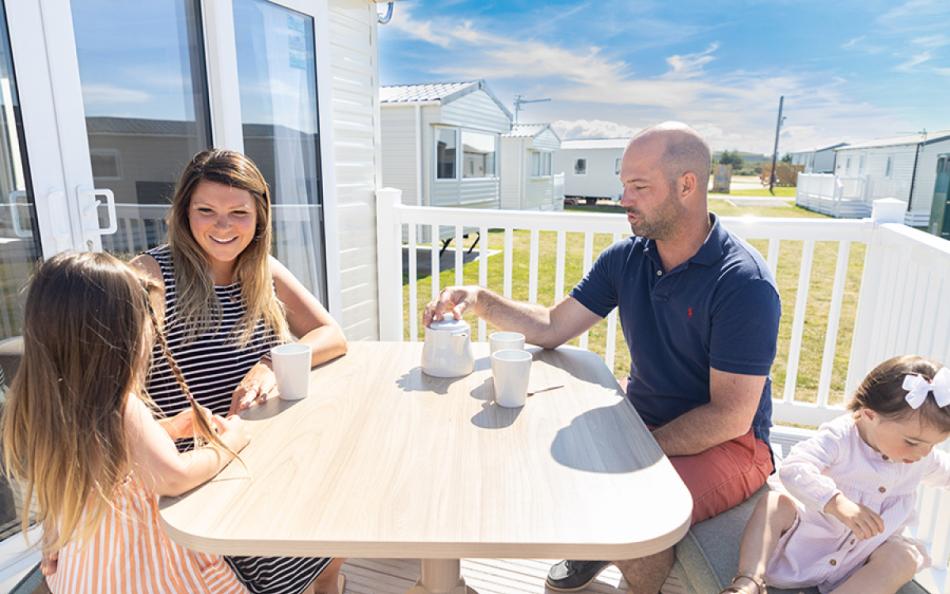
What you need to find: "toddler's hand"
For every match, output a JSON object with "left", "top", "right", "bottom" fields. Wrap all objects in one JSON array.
[{"left": 824, "top": 493, "right": 884, "bottom": 540}]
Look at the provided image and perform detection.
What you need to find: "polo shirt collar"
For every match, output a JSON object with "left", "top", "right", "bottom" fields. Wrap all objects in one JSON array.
[
  {"left": 642, "top": 213, "right": 725, "bottom": 268},
  {"left": 689, "top": 213, "right": 726, "bottom": 266}
]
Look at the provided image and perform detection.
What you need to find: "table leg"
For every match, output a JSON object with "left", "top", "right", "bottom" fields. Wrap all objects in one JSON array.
[{"left": 406, "top": 559, "right": 476, "bottom": 594}]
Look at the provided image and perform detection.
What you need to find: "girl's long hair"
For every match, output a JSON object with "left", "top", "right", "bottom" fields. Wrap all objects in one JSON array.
[
  {"left": 1, "top": 252, "right": 229, "bottom": 551},
  {"left": 166, "top": 149, "right": 289, "bottom": 345}
]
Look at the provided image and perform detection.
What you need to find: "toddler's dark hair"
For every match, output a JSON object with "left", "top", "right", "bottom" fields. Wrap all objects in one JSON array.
[{"left": 848, "top": 355, "right": 950, "bottom": 432}]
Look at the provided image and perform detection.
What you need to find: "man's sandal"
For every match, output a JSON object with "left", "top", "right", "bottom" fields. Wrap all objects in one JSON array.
[{"left": 719, "top": 573, "right": 767, "bottom": 594}]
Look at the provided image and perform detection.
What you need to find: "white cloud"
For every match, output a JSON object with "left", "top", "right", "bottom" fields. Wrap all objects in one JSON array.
[
  {"left": 664, "top": 43, "right": 718, "bottom": 79},
  {"left": 383, "top": 5, "right": 911, "bottom": 153},
  {"left": 935, "top": 67, "right": 950, "bottom": 76},
  {"left": 912, "top": 34, "right": 949, "bottom": 48},
  {"left": 842, "top": 36, "right": 864, "bottom": 49},
  {"left": 81, "top": 84, "right": 149, "bottom": 105},
  {"left": 388, "top": 4, "right": 452, "bottom": 48},
  {"left": 551, "top": 119, "right": 640, "bottom": 140},
  {"left": 895, "top": 50, "right": 933, "bottom": 71}
]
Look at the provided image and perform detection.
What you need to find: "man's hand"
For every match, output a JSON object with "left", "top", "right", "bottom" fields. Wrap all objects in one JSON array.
[
  {"left": 824, "top": 493, "right": 885, "bottom": 540},
  {"left": 423, "top": 286, "right": 481, "bottom": 326}
]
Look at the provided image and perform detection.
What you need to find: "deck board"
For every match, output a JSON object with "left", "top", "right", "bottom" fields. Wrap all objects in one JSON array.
[{"left": 341, "top": 558, "right": 625, "bottom": 593}]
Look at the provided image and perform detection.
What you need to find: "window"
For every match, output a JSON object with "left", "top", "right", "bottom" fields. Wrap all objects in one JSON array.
[
  {"left": 615, "top": 157, "right": 621, "bottom": 175},
  {"left": 436, "top": 128, "right": 457, "bottom": 179},
  {"left": 885, "top": 156, "right": 893, "bottom": 178},
  {"left": 531, "top": 151, "right": 552, "bottom": 176},
  {"left": 575, "top": 158, "right": 587, "bottom": 175},
  {"left": 461, "top": 130, "right": 496, "bottom": 178},
  {"left": 90, "top": 149, "right": 121, "bottom": 179},
  {"left": 858, "top": 154, "right": 866, "bottom": 174},
  {"left": 845, "top": 157, "right": 852, "bottom": 174},
  {"left": 234, "top": 0, "right": 327, "bottom": 301}
]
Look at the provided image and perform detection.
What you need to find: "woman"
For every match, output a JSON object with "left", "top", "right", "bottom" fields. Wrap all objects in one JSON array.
[{"left": 132, "top": 149, "right": 348, "bottom": 594}]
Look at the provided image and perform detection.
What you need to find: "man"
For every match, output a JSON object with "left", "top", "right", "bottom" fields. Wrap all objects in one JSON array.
[{"left": 423, "top": 122, "right": 780, "bottom": 593}]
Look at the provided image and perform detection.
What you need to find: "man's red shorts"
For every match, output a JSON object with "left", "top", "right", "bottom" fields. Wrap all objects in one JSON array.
[{"left": 665, "top": 428, "right": 774, "bottom": 525}]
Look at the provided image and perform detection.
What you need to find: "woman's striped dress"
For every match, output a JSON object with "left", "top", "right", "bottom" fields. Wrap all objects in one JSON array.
[
  {"left": 47, "top": 477, "right": 247, "bottom": 594},
  {"left": 144, "top": 245, "right": 332, "bottom": 594}
]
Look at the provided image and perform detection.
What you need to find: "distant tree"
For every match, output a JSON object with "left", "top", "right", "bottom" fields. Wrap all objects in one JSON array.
[
  {"left": 781, "top": 153, "right": 793, "bottom": 164},
  {"left": 718, "top": 150, "right": 744, "bottom": 170}
]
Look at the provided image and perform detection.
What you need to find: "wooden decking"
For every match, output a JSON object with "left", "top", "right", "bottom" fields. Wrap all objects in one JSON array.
[{"left": 341, "top": 559, "right": 626, "bottom": 594}]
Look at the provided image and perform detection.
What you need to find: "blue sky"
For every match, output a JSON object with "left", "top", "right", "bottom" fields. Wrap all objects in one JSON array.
[{"left": 379, "top": 0, "right": 949, "bottom": 153}]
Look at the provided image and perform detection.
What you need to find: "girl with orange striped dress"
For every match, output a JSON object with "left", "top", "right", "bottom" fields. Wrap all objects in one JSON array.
[{"left": 2, "top": 251, "right": 251, "bottom": 593}]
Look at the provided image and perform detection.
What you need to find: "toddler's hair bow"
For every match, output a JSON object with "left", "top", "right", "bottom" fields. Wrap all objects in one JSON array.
[{"left": 903, "top": 367, "right": 950, "bottom": 409}]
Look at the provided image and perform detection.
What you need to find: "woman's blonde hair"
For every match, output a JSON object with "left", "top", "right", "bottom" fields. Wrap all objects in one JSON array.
[
  {"left": 166, "top": 149, "right": 289, "bottom": 345},
  {"left": 1, "top": 252, "right": 228, "bottom": 551}
]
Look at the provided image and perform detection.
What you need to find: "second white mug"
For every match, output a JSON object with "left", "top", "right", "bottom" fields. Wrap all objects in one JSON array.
[{"left": 491, "top": 349, "right": 532, "bottom": 408}]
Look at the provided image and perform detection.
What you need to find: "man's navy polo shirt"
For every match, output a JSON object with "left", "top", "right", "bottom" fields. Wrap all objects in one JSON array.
[{"left": 570, "top": 214, "right": 781, "bottom": 444}]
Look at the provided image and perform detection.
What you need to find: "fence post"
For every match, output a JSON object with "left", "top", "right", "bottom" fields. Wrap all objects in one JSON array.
[
  {"left": 376, "top": 187, "right": 403, "bottom": 341},
  {"left": 845, "top": 199, "right": 907, "bottom": 394},
  {"left": 870, "top": 197, "right": 905, "bottom": 224}
]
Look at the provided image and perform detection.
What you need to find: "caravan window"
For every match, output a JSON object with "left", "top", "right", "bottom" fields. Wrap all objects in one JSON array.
[
  {"left": 531, "top": 151, "right": 552, "bottom": 176},
  {"left": 575, "top": 158, "right": 587, "bottom": 175},
  {"left": 461, "top": 130, "right": 497, "bottom": 178},
  {"left": 615, "top": 157, "right": 621, "bottom": 175},
  {"left": 436, "top": 128, "right": 457, "bottom": 179},
  {"left": 885, "top": 157, "right": 893, "bottom": 178}
]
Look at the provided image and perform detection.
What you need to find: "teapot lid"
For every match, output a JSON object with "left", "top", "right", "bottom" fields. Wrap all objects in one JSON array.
[{"left": 428, "top": 313, "right": 469, "bottom": 332}]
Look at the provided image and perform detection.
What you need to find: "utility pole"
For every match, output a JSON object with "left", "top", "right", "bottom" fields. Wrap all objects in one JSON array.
[
  {"left": 768, "top": 95, "right": 786, "bottom": 196},
  {"left": 512, "top": 94, "right": 550, "bottom": 123}
]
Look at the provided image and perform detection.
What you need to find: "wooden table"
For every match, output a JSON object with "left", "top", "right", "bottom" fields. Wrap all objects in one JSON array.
[{"left": 160, "top": 341, "right": 692, "bottom": 594}]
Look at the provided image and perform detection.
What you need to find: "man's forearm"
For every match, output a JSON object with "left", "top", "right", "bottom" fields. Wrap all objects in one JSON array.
[
  {"left": 651, "top": 402, "right": 751, "bottom": 457},
  {"left": 473, "top": 289, "right": 560, "bottom": 347}
]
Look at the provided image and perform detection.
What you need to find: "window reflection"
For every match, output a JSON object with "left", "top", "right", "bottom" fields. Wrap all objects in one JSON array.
[
  {"left": 234, "top": 0, "right": 326, "bottom": 302},
  {"left": 0, "top": 0, "right": 39, "bottom": 343},
  {"left": 461, "top": 130, "right": 496, "bottom": 178},
  {"left": 71, "top": 0, "right": 211, "bottom": 255},
  {"left": 436, "top": 128, "right": 456, "bottom": 179}
]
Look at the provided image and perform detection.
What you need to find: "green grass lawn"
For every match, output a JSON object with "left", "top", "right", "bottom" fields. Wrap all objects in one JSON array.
[
  {"left": 402, "top": 199, "right": 862, "bottom": 407},
  {"left": 728, "top": 187, "right": 797, "bottom": 197}
]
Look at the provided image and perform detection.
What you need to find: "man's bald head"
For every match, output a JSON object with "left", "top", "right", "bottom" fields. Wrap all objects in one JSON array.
[{"left": 628, "top": 122, "right": 711, "bottom": 195}]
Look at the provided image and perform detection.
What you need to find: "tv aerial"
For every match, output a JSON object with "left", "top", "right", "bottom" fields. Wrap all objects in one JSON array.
[{"left": 513, "top": 94, "right": 551, "bottom": 123}]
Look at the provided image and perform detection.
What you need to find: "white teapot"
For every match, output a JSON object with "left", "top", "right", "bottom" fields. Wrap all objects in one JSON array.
[{"left": 421, "top": 314, "right": 475, "bottom": 378}]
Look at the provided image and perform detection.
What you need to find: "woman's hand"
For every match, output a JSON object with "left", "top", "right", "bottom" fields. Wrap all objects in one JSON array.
[
  {"left": 160, "top": 406, "right": 214, "bottom": 440},
  {"left": 229, "top": 360, "right": 278, "bottom": 415},
  {"left": 824, "top": 493, "right": 885, "bottom": 540}
]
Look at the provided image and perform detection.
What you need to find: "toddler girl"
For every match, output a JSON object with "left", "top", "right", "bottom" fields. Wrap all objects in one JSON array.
[
  {"left": 2, "top": 252, "right": 250, "bottom": 593},
  {"left": 722, "top": 354, "right": 950, "bottom": 594}
]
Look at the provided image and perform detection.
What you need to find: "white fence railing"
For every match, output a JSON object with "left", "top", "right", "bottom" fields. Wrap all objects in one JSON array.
[
  {"left": 552, "top": 172, "right": 565, "bottom": 211},
  {"left": 376, "top": 188, "right": 950, "bottom": 591},
  {"left": 797, "top": 173, "right": 871, "bottom": 218}
]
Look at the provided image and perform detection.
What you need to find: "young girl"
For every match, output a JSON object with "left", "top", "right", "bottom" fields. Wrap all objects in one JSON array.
[
  {"left": 2, "top": 251, "right": 251, "bottom": 593},
  {"left": 722, "top": 355, "right": 950, "bottom": 594}
]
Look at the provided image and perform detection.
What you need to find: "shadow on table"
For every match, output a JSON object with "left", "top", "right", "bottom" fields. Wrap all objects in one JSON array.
[
  {"left": 469, "top": 377, "right": 523, "bottom": 429},
  {"left": 550, "top": 402, "right": 663, "bottom": 473},
  {"left": 239, "top": 396, "right": 305, "bottom": 421},
  {"left": 394, "top": 356, "right": 494, "bottom": 395}
]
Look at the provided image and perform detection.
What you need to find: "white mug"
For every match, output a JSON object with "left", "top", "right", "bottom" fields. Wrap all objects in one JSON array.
[
  {"left": 271, "top": 343, "right": 312, "bottom": 400},
  {"left": 491, "top": 349, "right": 532, "bottom": 408},
  {"left": 489, "top": 331, "right": 525, "bottom": 354}
]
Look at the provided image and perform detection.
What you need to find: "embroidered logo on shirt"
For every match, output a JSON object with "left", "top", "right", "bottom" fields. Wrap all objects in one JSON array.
[{"left": 687, "top": 307, "right": 694, "bottom": 319}]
